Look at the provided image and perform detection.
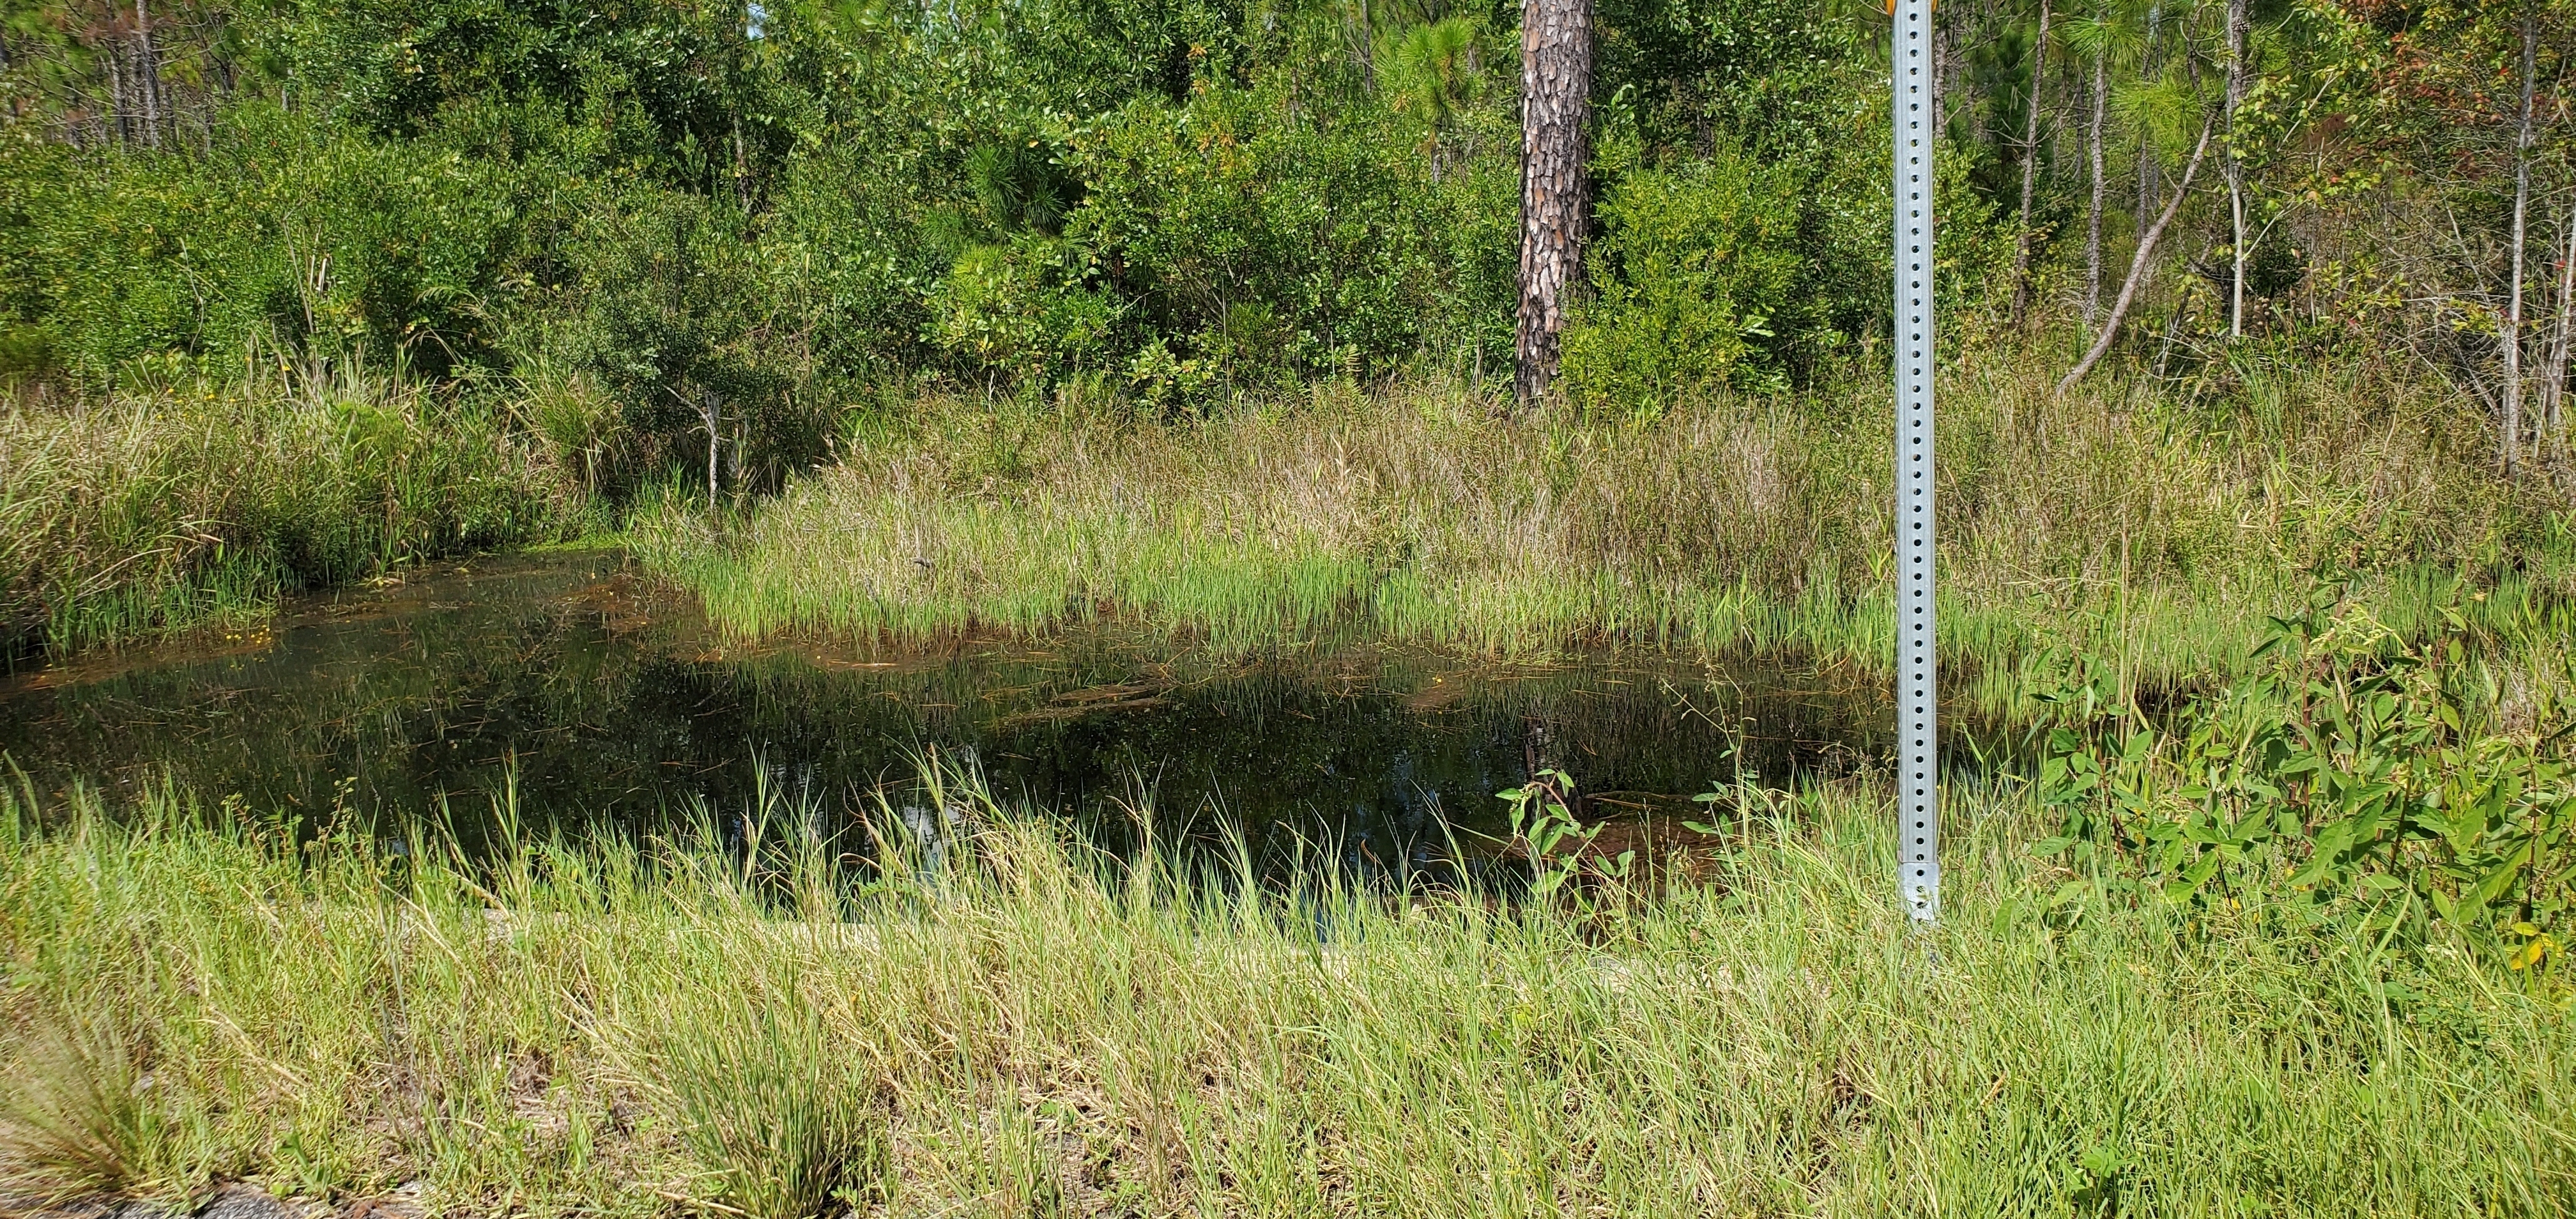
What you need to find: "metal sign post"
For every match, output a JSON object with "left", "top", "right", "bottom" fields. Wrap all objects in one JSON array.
[{"left": 1892, "top": 0, "right": 1939, "bottom": 922}]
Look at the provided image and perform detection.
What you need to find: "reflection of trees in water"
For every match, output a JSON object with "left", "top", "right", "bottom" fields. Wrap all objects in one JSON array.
[{"left": 0, "top": 555, "right": 1919, "bottom": 868}]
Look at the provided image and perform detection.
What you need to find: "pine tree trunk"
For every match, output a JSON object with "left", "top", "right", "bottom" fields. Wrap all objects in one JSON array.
[
  {"left": 2085, "top": 48, "right": 2106, "bottom": 333},
  {"left": 1512, "top": 0, "right": 1593, "bottom": 411},
  {"left": 2503, "top": 1, "right": 2537, "bottom": 475},
  {"left": 2009, "top": 0, "right": 2050, "bottom": 325},
  {"left": 2225, "top": 0, "right": 2248, "bottom": 338}
]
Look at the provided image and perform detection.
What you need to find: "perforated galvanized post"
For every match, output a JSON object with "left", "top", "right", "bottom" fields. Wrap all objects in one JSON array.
[{"left": 1892, "top": 0, "right": 1939, "bottom": 922}]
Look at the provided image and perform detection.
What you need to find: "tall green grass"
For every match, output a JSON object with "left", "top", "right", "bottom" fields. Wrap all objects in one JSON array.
[
  {"left": 1, "top": 359, "right": 604, "bottom": 655},
  {"left": 638, "top": 355, "right": 2573, "bottom": 700},
  {"left": 1, "top": 762, "right": 2566, "bottom": 1215}
]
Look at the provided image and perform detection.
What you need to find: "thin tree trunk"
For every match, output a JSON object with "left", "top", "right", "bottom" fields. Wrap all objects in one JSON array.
[
  {"left": 2058, "top": 116, "right": 2213, "bottom": 395},
  {"left": 2010, "top": 0, "right": 2050, "bottom": 325},
  {"left": 1358, "top": 0, "right": 1376, "bottom": 93},
  {"left": 2225, "top": 0, "right": 2248, "bottom": 338},
  {"left": 107, "top": 43, "right": 130, "bottom": 146},
  {"left": 1512, "top": 0, "right": 1593, "bottom": 411},
  {"left": 703, "top": 390, "right": 723, "bottom": 510},
  {"left": 2538, "top": 208, "right": 2575, "bottom": 468},
  {"left": 2086, "top": 47, "right": 2107, "bottom": 333},
  {"left": 135, "top": 0, "right": 164, "bottom": 150},
  {"left": 2138, "top": 3, "right": 2159, "bottom": 234},
  {"left": 2503, "top": 1, "right": 2537, "bottom": 475}
]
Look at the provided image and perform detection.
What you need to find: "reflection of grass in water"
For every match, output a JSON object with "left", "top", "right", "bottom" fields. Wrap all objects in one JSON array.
[
  {"left": 1, "top": 758, "right": 2562, "bottom": 1214},
  {"left": 6, "top": 559, "right": 1876, "bottom": 860},
  {"left": 635, "top": 365, "right": 2575, "bottom": 716}
]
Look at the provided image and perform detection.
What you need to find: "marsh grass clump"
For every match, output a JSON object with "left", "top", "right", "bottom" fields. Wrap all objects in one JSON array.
[
  {"left": 639, "top": 354, "right": 2572, "bottom": 703},
  {"left": 0, "top": 1007, "right": 172, "bottom": 1199},
  {"left": 0, "top": 360, "right": 601, "bottom": 657},
  {"left": 631, "top": 999, "right": 891, "bottom": 1219},
  {"left": 1, "top": 753, "right": 2568, "bottom": 1215}
]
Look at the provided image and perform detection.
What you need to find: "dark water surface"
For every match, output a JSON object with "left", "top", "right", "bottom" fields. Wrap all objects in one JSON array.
[{"left": 0, "top": 551, "right": 1911, "bottom": 863}]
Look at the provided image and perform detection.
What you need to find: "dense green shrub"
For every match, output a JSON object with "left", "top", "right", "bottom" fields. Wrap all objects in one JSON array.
[
  {"left": 0, "top": 0, "right": 2029, "bottom": 446},
  {"left": 1561, "top": 145, "right": 1807, "bottom": 413},
  {"left": 566, "top": 187, "right": 790, "bottom": 494},
  {"left": 0, "top": 108, "right": 530, "bottom": 379},
  {"left": 1062, "top": 79, "right": 1516, "bottom": 395}
]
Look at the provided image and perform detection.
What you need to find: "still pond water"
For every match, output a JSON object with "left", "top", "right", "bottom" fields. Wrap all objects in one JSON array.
[{"left": 1, "top": 551, "right": 1937, "bottom": 867}]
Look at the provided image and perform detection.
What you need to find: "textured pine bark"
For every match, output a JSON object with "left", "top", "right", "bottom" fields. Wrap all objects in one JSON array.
[{"left": 1512, "top": 0, "right": 1591, "bottom": 411}]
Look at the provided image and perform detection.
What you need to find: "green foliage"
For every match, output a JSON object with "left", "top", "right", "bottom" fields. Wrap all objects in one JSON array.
[
  {"left": 1, "top": 0, "right": 1973, "bottom": 415},
  {"left": 0, "top": 107, "right": 527, "bottom": 378},
  {"left": 1062, "top": 81, "right": 1514, "bottom": 396},
  {"left": 565, "top": 187, "right": 797, "bottom": 489},
  {"left": 920, "top": 235, "right": 1120, "bottom": 383},
  {"left": 239, "top": 0, "right": 811, "bottom": 200},
  {"left": 2035, "top": 583, "right": 2576, "bottom": 972},
  {"left": 1595, "top": 0, "right": 1859, "bottom": 160},
  {"left": 1498, "top": 768, "right": 1633, "bottom": 901},
  {"left": 640, "top": 1001, "right": 891, "bottom": 1219},
  {"left": 1566, "top": 58, "right": 2009, "bottom": 414},
  {"left": 1561, "top": 146, "right": 1805, "bottom": 413},
  {"left": 1380, "top": 15, "right": 1492, "bottom": 148}
]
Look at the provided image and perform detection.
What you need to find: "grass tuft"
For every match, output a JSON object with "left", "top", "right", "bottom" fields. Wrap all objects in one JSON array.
[
  {"left": 0, "top": 1007, "right": 165, "bottom": 1200},
  {"left": 624, "top": 952, "right": 893, "bottom": 1217}
]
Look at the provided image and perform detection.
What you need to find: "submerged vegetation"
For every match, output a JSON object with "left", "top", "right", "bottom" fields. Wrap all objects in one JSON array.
[{"left": 1, "top": 742, "right": 2569, "bottom": 1216}]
